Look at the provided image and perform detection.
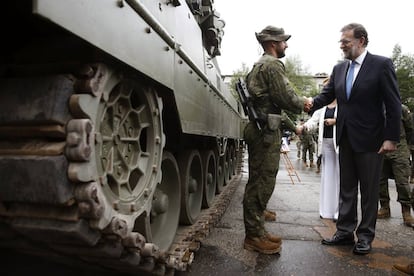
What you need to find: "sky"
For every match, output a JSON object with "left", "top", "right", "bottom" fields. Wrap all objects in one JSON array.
[{"left": 214, "top": 0, "right": 414, "bottom": 76}]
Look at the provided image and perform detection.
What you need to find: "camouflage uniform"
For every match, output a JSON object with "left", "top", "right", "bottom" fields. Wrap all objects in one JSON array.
[
  {"left": 281, "top": 111, "right": 299, "bottom": 133},
  {"left": 301, "top": 128, "right": 315, "bottom": 166},
  {"left": 296, "top": 120, "right": 304, "bottom": 158},
  {"left": 296, "top": 137, "right": 302, "bottom": 158},
  {"left": 243, "top": 53, "right": 304, "bottom": 238},
  {"left": 378, "top": 104, "right": 414, "bottom": 224},
  {"left": 411, "top": 112, "right": 414, "bottom": 183}
]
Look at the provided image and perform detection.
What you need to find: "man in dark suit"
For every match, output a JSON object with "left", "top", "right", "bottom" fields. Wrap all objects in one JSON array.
[{"left": 309, "top": 23, "right": 401, "bottom": 255}]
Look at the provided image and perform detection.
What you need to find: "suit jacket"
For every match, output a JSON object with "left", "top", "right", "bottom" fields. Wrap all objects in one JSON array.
[{"left": 312, "top": 52, "right": 401, "bottom": 152}]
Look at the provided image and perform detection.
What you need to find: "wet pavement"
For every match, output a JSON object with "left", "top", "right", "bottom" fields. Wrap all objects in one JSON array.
[
  {"left": 178, "top": 144, "right": 414, "bottom": 276},
  {"left": 1, "top": 144, "right": 413, "bottom": 275}
]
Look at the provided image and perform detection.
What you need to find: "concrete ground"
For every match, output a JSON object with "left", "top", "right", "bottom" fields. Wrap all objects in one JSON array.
[
  {"left": 178, "top": 144, "right": 414, "bottom": 276},
  {"left": 1, "top": 143, "right": 413, "bottom": 275}
]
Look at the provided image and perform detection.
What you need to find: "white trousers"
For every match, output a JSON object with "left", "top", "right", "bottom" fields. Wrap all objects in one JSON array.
[{"left": 319, "top": 138, "right": 340, "bottom": 219}]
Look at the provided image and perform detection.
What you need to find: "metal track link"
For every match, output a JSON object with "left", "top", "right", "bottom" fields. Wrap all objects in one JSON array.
[
  {"left": 0, "top": 169, "right": 243, "bottom": 275},
  {"left": 0, "top": 61, "right": 245, "bottom": 275},
  {"left": 166, "top": 167, "right": 242, "bottom": 272}
]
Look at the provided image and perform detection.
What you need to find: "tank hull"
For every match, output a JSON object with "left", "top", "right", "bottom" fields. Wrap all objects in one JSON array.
[
  {"left": 0, "top": 0, "right": 243, "bottom": 274},
  {"left": 32, "top": 0, "right": 241, "bottom": 138}
]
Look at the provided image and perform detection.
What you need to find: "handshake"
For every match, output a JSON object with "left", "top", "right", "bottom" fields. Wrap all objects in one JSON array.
[
  {"left": 290, "top": 97, "right": 313, "bottom": 135},
  {"left": 303, "top": 97, "right": 313, "bottom": 113}
]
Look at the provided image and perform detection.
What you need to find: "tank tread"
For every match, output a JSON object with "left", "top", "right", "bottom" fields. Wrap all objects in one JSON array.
[
  {"left": 0, "top": 60, "right": 245, "bottom": 275},
  {"left": 0, "top": 159, "right": 243, "bottom": 275},
  {"left": 166, "top": 172, "right": 242, "bottom": 272}
]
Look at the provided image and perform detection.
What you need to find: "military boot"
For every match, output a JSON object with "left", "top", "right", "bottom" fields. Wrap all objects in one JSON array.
[
  {"left": 264, "top": 231, "right": 282, "bottom": 243},
  {"left": 402, "top": 205, "right": 414, "bottom": 227},
  {"left": 264, "top": 209, "right": 276, "bottom": 221},
  {"left": 377, "top": 201, "right": 390, "bottom": 219},
  {"left": 244, "top": 236, "right": 281, "bottom": 254},
  {"left": 392, "top": 261, "right": 414, "bottom": 275}
]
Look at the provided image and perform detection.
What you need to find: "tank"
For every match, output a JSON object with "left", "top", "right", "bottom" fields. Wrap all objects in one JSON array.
[{"left": 0, "top": 0, "right": 243, "bottom": 274}]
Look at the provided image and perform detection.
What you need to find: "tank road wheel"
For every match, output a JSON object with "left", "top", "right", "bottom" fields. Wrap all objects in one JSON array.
[
  {"left": 228, "top": 145, "right": 235, "bottom": 178},
  {"left": 201, "top": 150, "right": 217, "bottom": 208},
  {"left": 229, "top": 145, "right": 237, "bottom": 176},
  {"left": 178, "top": 150, "right": 203, "bottom": 225},
  {"left": 223, "top": 146, "right": 230, "bottom": 185},
  {"left": 216, "top": 151, "right": 225, "bottom": 194},
  {"left": 70, "top": 64, "right": 165, "bottom": 231},
  {"left": 96, "top": 79, "right": 164, "bottom": 228},
  {"left": 150, "top": 151, "right": 181, "bottom": 251}
]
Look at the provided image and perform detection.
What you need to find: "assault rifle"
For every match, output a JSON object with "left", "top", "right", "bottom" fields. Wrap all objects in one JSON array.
[{"left": 235, "top": 77, "right": 262, "bottom": 130}]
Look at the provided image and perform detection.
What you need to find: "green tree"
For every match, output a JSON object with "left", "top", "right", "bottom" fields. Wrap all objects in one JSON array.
[
  {"left": 285, "top": 55, "right": 319, "bottom": 98},
  {"left": 391, "top": 44, "right": 414, "bottom": 111},
  {"left": 228, "top": 63, "right": 250, "bottom": 99}
]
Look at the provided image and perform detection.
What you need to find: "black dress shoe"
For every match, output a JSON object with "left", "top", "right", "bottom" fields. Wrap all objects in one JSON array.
[
  {"left": 353, "top": 240, "right": 372, "bottom": 255},
  {"left": 321, "top": 234, "right": 355, "bottom": 246}
]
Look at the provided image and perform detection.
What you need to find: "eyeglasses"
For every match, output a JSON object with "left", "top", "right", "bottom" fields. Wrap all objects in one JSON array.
[{"left": 338, "top": 39, "right": 353, "bottom": 45}]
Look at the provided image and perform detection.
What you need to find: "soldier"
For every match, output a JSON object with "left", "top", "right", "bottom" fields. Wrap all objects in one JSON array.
[
  {"left": 411, "top": 111, "right": 414, "bottom": 184},
  {"left": 243, "top": 25, "right": 311, "bottom": 254},
  {"left": 296, "top": 119, "right": 304, "bottom": 159},
  {"left": 377, "top": 104, "right": 414, "bottom": 227},
  {"left": 301, "top": 127, "right": 316, "bottom": 167}
]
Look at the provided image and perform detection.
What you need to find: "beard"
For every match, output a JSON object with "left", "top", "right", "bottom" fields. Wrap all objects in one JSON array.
[
  {"left": 277, "top": 48, "right": 286, "bottom": 58},
  {"left": 343, "top": 47, "right": 358, "bottom": 60}
]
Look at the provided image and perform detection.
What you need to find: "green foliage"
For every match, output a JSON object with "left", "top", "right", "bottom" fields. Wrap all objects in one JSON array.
[
  {"left": 285, "top": 56, "right": 319, "bottom": 97},
  {"left": 391, "top": 44, "right": 414, "bottom": 111},
  {"left": 284, "top": 56, "right": 319, "bottom": 121}
]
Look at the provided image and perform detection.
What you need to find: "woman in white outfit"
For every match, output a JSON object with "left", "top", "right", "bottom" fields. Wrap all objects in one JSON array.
[{"left": 304, "top": 100, "right": 339, "bottom": 220}]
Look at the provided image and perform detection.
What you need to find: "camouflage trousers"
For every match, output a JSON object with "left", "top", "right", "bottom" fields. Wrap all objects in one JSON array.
[
  {"left": 411, "top": 149, "right": 414, "bottom": 181},
  {"left": 302, "top": 142, "right": 314, "bottom": 163},
  {"left": 379, "top": 153, "right": 412, "bottom": 205},
  {"left": 296, "top": 140, "right": 302, "bottom": 158},
  {"left": 243, "top": 122, "right": 280, "bottom": 237}
]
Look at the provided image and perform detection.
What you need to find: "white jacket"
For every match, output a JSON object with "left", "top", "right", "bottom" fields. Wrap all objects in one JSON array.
[{"left": 304, "top": 106, "right": 338, "bottom": 156}]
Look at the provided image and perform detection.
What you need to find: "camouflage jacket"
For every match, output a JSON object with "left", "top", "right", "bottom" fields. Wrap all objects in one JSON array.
[
  {"left": 386, "top": 104, "right": 413, "bottom": 158},
  {"left": 411, "top": 112, "right": 414, "bottom": 151},
  {"left": 246, "top": 54, "right": 304, "bottom": 118},
  {"left": 301, "top": 128, "right": 316, "bottom": 147},
  {"left": 280, "top": 111, "right": 297, "bottom": 133}
]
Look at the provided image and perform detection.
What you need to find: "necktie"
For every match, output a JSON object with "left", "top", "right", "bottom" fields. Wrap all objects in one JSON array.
[{"left": 346, "top": 61, "right": 356, "bottom": 99}]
